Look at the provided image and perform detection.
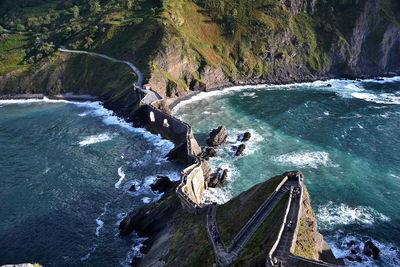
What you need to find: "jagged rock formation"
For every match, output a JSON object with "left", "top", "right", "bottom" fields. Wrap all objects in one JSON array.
[{"left": 207, "top": 126, "right": 228, "bottom": 147}]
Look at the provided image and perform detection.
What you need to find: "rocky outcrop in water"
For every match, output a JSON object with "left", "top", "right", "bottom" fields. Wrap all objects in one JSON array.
[
  {"left": 235, "top": 144, "right": 246, "bottom": 157},
  {"left": 241, "top": 132, "right": 251, "bottom": 142},
  {"left": 208, "top": 168, "right": 228, "bottom": 188},
  {"left": 200, "top": 146, "right": 217, "bottom": 160},
  {"left": 206, "top": 126, "right": 228, "bottom": 147},
  {"left": 363, "top": 240, "right": 381, "bottom": 259}
]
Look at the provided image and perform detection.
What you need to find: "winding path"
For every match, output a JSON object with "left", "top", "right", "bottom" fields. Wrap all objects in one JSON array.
[{"left": 58, "top": 47, "right": 162, "bottom": 104}]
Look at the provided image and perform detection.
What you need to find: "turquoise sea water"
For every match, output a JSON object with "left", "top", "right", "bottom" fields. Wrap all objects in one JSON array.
[
  {"left": 173, "top": 78, "right": 400, "bottom": 267},
  {"left": 1, "top": 78, "right": 400, "bottom": 267},
  {"left": 0, "top": 100, "right": 182, "bottom": 266}
]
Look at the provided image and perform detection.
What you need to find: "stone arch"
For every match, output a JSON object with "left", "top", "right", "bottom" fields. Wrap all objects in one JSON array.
[
  {"left": 163, "top": 118, "right": 170, "bottom": 127},
  {"left": 150, "top": 111, "right": 155, "bottom": 122}
]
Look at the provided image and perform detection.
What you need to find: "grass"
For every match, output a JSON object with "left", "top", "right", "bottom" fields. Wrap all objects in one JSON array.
[
  {"left": 294, "top": 218, "right": 316, "bottom": 259},
  {"left": 0, "top": 33, "right": 31, "bottom": 74},
  {"left": 216, "top": 174, "right": 285, "bottom": 246},
  {"left": 234, "top": 192, "right": 289, "bottom": 267},
  {"left": 164, "top": 199, "right": 215, "bottom": 267}
]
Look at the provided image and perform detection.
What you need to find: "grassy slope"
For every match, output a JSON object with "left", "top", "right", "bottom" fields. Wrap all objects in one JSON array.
[
  {"left": 216, "top": 174, "right": 284, "bottom": 246},
  {"left": 0, "top": 34, "right": 31, "bottom": 74},
  {"left": 165, "top": 206, "right": 214, "bottom": 267}
]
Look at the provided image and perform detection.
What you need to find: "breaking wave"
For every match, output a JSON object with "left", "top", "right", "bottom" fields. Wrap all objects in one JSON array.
[
  {"left": 326, "top": 231, "right": 400, "bottom": 267},
  {"left": 115, "top": 167, "right": 126, "bottom": 189},
  {"left": 79, "top": 133, "right": 114, "bottom": 146},
  {"left": 316, "top": 202, "right": 390, "bottom": 230},
  {"left": 273, "top": 151, "right": 338, "bottom": 169}
]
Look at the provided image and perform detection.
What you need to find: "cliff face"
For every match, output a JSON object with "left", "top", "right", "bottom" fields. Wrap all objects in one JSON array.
[
  {"left": 0, "top": 0, "right": 399, "bottom": 104},
  {"left": 145, "top": 0, "right": 400, "bottom": 98}
]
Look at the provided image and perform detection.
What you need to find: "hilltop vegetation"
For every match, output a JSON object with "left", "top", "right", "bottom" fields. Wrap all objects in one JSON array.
[{"left": 0, "top": 0, "right": 399, "bottom": 102}]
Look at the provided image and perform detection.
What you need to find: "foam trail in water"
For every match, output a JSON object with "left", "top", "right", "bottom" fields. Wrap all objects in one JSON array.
[
  {"left": 80, "top": 244, "right": 98, "bottom": 261},
  {"left": 273, "top": 151, "right": 338, "bottom": 169},
  {"left": 316, "top": 201, "right": 390, "bottom": 230},
  {"left": 115, "top": 167, "right": 126, "bottom": 189},
  {"left": 121, "top": 237, "right": 148, "bottom": 267},
  {"left": 79, "top": 133, "right": 114, "bottom": 146},
  {"left": 95, "top": 202, "right": 110, "bottom": 237}
]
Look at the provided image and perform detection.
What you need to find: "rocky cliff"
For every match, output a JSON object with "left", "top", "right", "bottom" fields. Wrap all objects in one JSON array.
[
  {"left": 0, "top": 0, "right": 399, "bottom": 106},
  {"left": 119, "top": 173, "right": 343, "bottom": 266}
]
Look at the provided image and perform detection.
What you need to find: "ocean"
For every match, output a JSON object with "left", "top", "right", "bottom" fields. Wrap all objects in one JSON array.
[
  {"left": 0, "top": 99, "right": 182, "bottom": 266},
  {"left": 173, "top": 77, "right": 400, "bottom": 267},
  {"left": 1, "top": 77, "right": 399, "bottom": 266}
]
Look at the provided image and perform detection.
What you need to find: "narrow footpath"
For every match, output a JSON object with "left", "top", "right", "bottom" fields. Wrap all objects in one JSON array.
[
  {"left": 206, "top": 177, "right": 299, "bottom": 266},
  {"left": 58, "top": 47, "right": 162, "bottom": 104}
]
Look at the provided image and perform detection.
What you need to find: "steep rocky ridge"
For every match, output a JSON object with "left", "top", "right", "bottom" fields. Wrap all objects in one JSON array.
[{"left": 119, "top": 173, "right": 342, "bottom": 266}]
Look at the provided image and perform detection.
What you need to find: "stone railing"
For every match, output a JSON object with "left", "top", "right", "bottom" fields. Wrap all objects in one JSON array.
[
  {"left": 267, "top": 186, "right": 295, "bottom": 266},
  {"left": 137, "top": 100, "right": 205, "bottom": 212},
  {"left": 266, "top": 177, "right": 345, "bottom": 267}
]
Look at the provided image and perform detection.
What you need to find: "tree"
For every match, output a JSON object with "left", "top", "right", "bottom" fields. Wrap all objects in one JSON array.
[
  {"left": 89, "top": 0, "right": 101, "bottom": 14},
  {"left": 0, "top": 26, "right": 4, "bottom": 33},
  {"left": 72, "top": 5, "right": 79, "bottom": 19}
]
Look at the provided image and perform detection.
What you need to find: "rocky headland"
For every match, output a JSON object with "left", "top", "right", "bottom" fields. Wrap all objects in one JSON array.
[{"left": 119, "top": 172, "right": 345, "bottom": 266}]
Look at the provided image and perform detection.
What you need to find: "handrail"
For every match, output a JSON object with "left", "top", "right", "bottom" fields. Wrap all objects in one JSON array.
[{"left": 267, "top": 186, "right": 294, "bottom": 266}]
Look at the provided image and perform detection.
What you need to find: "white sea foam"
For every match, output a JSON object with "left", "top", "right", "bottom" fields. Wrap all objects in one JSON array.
[
  {"left": 390, "top": 173, "right": 400, "bottom": 179},
  {"left": 80, "top": 244, "right": 98, "bottom": 261},
  {"left": 273, "top": 151, "right": 338, "bottom": 169},
  {"left": 115, "top": 167, "right": 126, "bottom": 188},
  {"left": 1, "top": 98, "right": 175, "bottom": 155},
  {"left": 326, "top": 231, "right": 400, "bottom": 267},
  {"left": 141, "top": 197, "right": 151, "bottom": 203},
  {"left": 79, "top": 133, "right": 114, "bottom": 146},
  {"left": 95, "top": 219, "right": 104, "bottom": 237},
  {"left": 173, "top": 76, "right": 400, "bottom": 115},
  {"left": 95, "top": 202, "right": 110, "bottom": 237},
  {"left": 71, "top": 101, "right": 175, "bottom": 155},
  {"left": 225, "top": 128, "right": 264, "bottom": 156},
  {"left": 316, "top": 201, "right": 390, "bottom": 230},
  {"left": 121, "top": 237, "right": 148, "bottom": 267},
  {"left": 0, "top": 97, "right": 70, "bottom": 105}
]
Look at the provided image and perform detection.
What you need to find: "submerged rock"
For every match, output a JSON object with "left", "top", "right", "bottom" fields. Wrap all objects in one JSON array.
[
  {"left": 219, "top": 169, "right": 228, "bottom": 185},
  {"left": 208, "top": 168, "right": 228, "bottom": 187},
  {"left": 363, "top": 240, "right": 380, "bottom": 259},
  {"left": 128, "top": 184, "right": 136, "bottom": 192},
  {"left": 241, "top": 132, "right": 251, "bottom": 142},
  {"left": 347, "top": 240, "right": 357, "bottom": 247},
  {"left": 346, "top": 255, "right": 362, "bottom": 262},
  {"left": 201, "top": 146, "right": 217, "bottom": 160},
  {"left": 235, "top": 144, "right": 246, "bottom": 156},
  {"left": 150, "top": 176, "right": 178, "bottom": 195},
  {"left": 206, "top": 126, "right": 228, "bottom": 146}
]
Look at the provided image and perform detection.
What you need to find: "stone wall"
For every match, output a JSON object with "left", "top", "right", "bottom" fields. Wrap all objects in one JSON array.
[{"left": 134, "top": 104, "right": 201, "bottom": 164}]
